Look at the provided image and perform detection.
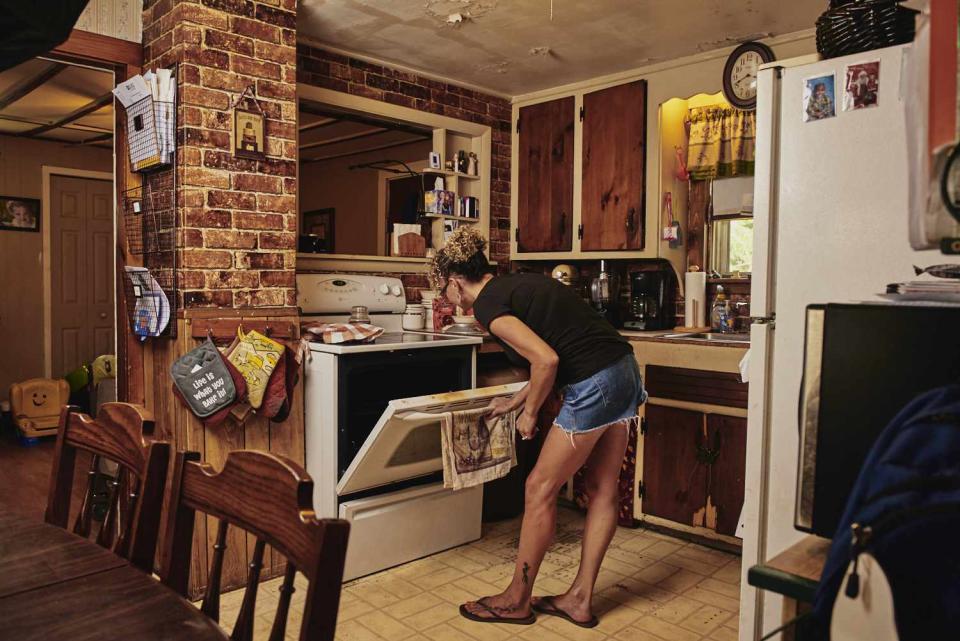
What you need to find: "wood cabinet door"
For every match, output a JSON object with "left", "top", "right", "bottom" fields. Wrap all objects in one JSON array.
[
  {"left": 706, "top": 414, "right": 747, "bottom": 537},
  {"left": 516, "top": 97, "right": 574, "bottom": 252},
  {"left": 641, "top": 404, "right": 707, "bottom": 527},
  {"left": 581, "top": 79, "right": 646, "bottom": 251}
]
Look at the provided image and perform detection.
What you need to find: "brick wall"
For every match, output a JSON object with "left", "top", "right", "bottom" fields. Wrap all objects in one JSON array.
[
  {"left": 142, "top": 0, "right": 298, "bottom": 309},
  {"left": 296, "top": 45, "right": 513, "bottom": 265}
]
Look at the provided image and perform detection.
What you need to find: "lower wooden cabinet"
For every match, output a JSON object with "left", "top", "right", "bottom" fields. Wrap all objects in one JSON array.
[{"left": 641, "top": 403, "right": 747, "bottom": 539}]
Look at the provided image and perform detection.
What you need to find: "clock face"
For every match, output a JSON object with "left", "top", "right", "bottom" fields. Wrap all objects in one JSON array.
[
  {"left": 723, "top": 42, "right": 774, "bottom": 110},
  {"left": 731, "top": 51, "right": 762, "bottom": 100}
]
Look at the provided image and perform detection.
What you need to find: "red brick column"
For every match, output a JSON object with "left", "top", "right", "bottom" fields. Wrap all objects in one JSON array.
[{"left": 142, "top": 0, "right": 298, "bottom": 309}]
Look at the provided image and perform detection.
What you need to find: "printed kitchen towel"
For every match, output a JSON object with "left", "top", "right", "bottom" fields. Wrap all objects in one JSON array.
[{"left": 440, "top": 407, "right": 517, "bottom": 491}]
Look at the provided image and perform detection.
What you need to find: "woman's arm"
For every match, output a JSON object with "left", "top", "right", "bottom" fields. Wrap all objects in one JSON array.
[
  {"left": 486, "top": 382, "right": 530, "bottom": 418},
  {"left": 487, "top": 315, "right": 559, "bottom": 438}
]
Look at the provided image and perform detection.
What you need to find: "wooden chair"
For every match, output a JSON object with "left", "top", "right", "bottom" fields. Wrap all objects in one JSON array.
[
  {"left": 45, "top": 403, "right": 171, "bottom": 573},
  {"left": 161, "top": 450, "right": 350, "bottom": 641}
]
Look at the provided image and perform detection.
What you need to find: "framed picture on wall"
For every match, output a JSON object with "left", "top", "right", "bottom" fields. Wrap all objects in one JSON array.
[
  {"left": 234, "top": 107, "right": 266, "bottom": 160},
  {"left": 302, "top": 208, "right": 335, "bottom": 253},
  {"left": 0, "top": 196, "right": 40, "bottom": 232}
]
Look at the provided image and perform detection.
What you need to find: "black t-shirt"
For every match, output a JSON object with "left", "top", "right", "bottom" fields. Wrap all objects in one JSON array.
[{"left": 472, "top": 273, "right": 632, "bottom": 386}]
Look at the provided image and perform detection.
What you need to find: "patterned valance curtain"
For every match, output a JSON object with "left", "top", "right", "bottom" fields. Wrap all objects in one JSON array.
[{"left": 686, "top": 106, "right": 756, "bottom": 180}]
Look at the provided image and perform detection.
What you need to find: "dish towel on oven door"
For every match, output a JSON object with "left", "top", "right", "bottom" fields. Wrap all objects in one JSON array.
[{"left": 440, "top": 407, "right": 517, "bottom": 490}]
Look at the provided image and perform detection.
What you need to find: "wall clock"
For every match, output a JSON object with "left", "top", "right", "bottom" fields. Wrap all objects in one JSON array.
[{"left": 722, "top": 41, "right": 775, "bottom": 110}]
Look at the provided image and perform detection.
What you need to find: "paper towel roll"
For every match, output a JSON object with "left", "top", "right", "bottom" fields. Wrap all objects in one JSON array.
[{"left": 684, "top": 271, "right": 707, "bottom": 328}]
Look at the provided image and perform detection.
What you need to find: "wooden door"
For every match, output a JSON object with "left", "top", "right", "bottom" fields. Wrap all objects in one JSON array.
[
  {"left": 516, "top": 97, "right": 574, "bottom": 252},
  {"left": 51, "top": 176, "right": 114, "bottom": 377},
  {"left": 581, "top": 80, "right": 646, "bottom": 251},
  {"left": 641, "top": 404, "right": 707, "bottom": 527},
  {"left": 707, "top": 414, "right": 747, "bottom": 536}
]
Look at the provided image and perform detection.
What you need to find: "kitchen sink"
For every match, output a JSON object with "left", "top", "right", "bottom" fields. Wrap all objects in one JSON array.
[{"left": 660, "top": 332, "right": 751, "bottom": 343}]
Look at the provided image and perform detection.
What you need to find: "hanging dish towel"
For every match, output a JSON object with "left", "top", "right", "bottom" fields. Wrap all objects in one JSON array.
[
  {"left": 225, "top": 328, "right": 284, "bottom": 409},
  {"left": 440, "top": 407, "right": 517, "bottom": 491}
]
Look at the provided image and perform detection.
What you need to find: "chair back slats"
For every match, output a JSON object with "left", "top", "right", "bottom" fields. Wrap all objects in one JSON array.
[
  {"left": 72, "top": 456, "right": 99, "bottom": 537},
  {"left": 45, "top": 403, "right": 170, "bottom": 573},
  {"left": 268, "top": 562, "right": 297, "bottom": 641},
  {"left": 201, "top": 518, "right": 229, "bottom": 622},
  {"left": 230, "top": 538, "right": 267, "bottom": 641},
  {"left": 161, "top": 450, "right": 350, "bottom": 641},
  {"left": 95, "top": 468, "right": 123, "bottom": 549}
]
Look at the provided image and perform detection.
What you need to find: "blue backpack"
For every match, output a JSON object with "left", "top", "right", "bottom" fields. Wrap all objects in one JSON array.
[{"left": 812, "top": 383, "right": 960, "bottom": 640}]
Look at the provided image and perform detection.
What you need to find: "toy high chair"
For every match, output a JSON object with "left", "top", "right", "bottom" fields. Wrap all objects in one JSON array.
[{"left": 9, "top": 378, "right": 70, "bottom": 440}]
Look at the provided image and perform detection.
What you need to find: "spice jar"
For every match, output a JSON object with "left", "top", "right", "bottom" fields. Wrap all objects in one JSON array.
[{"left": 402, "top": 304, "right": 424, "bottom": 331}]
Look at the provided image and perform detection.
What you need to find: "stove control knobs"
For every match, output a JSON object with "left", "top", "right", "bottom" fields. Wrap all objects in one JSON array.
[
  {"left": 378, "top": 283, "right": 390, "bottom": 295},
  {"left": 391, "top": 285, "right": 403, "bottom": 297}
]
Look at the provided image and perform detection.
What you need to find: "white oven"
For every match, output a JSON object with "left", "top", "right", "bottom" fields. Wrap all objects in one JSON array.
[{"left": 298, "top": 273, "right": 522, "bottom": 580}]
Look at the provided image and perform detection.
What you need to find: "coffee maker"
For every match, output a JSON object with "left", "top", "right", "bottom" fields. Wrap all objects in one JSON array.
[{"left": 624, "top": 268, "right": 676, "bottom": 331}]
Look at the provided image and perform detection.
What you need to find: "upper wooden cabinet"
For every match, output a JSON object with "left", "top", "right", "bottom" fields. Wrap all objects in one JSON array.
[
  {"left": 516, "top": 97, "right": 575, "bottom": 253},
  {"left": 581, "top": 80, "right": 647, "bottom": 251},
  {"left": 511, "top": 79, "right": 649, "bottom": 258}
]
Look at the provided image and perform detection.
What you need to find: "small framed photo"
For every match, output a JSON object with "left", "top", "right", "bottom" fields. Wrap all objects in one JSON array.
[
  {"left": 234, "top": 107, "right": 266, "bottom": 160},
  {"left": 0, "top": 196, "right": 40, "bottom": 233},
  {"left": 803, "top": 74, "right": 836, "bottom": 122},
  {"left": 843, "top": 61, "right": 880, "bottom": 111},
  {"left": 302, "top": 208, "right": 335, "bottom": 253},
  {"left": 428, "top": 151, "right": 441, "bottom": 169}
]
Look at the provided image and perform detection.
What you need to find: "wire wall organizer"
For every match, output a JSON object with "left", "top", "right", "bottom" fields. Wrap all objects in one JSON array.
[{"left": 124, "top": 96, "right": 176, "bottom": 173}]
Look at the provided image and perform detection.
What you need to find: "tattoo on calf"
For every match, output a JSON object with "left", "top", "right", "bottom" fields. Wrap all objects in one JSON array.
[{"left": 521, "top": 562, "right": 530, "bottom": 585}]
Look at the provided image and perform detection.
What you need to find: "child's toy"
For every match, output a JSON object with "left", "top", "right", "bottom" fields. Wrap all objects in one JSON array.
[{"left": 9, "top": 378, "right": 70, "bottom": 440}]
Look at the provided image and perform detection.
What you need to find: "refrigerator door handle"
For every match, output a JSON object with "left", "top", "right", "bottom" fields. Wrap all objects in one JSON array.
[{"left": 750, "top": 314, "right": 776, "bottom": 327}]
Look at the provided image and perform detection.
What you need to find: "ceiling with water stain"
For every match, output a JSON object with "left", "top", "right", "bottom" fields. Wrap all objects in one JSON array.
[{"left": 298, "top": 0, "right": 824, "bottom": 96}]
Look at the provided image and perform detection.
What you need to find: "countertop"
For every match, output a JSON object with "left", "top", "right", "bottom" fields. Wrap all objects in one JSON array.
[{"left": 619, "top": 330, "right": 751, "bottom": 348}]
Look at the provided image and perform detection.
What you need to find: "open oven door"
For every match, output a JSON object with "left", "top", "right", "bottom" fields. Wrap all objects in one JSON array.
[{"left": 336, "top": 382, "right": 525, "bottom": 496}]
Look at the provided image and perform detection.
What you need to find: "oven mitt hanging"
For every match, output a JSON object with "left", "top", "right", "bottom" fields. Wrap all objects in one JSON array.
[
  {"left": 170, "top": 338, "right": 237, "bottom": 418},
  {"left": 172, "top": 351, "right": 246, "bottom": 428},
  {"left": 225, "top": 328, "right": 284, "bottom": 410}
]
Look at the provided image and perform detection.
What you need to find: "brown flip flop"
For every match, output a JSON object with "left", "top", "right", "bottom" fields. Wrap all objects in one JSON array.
[
  {"left": 459, "top": 599, "right": 536, "bottom": 625},
  {"left": 532, "top": 596, "right": 599, "bottom": 628}
]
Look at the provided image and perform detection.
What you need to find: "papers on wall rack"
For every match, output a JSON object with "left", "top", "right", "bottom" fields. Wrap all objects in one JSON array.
[
  {"left": 114, "top": 68, "right": 176, "bottom": 172},
  {"left": 124, "top": 267, "right": 171, "bottom": 338}
]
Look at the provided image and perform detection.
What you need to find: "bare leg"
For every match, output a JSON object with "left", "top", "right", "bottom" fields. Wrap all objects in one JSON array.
[
  {"left": 534, "top": 420, "right": 629, "bottom": 622},
  {"left": 461, "top": 424, "right": 608, "bottom": 620}
]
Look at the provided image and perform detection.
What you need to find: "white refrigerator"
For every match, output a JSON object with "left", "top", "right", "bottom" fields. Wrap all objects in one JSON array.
[{"left": 739, "top": 43, "right": 941, "bottom": 640}]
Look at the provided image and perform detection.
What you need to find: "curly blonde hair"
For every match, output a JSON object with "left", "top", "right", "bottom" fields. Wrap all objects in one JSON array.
[{"left": 427, "top": 226, "right": 491, "bottom": 288}]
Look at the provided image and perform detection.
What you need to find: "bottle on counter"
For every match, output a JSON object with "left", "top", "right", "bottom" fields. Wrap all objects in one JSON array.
[{"left": 711, "top": 286, "right": 732, "bottom": 334}]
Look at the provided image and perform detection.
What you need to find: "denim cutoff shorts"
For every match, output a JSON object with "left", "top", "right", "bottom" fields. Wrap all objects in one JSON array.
[{"left": 555, "top": 354, "right": 647, "bottom": 434}]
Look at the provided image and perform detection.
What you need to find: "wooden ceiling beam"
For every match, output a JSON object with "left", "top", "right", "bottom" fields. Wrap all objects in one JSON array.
[
  {"left": 0, "top": 61, "right": 68, "bottom": 111},
  {"left": 302, "top": 135, "right": 430, "bottom": 163},
  {"left": 19, "top": 91, "right": 113, "bottom": 137},
  {"left": 298, "top": 117, "right": 340, "bottom": 132},
  {"left": 298, "top": 126, "right": 389, "bottom": 150}
]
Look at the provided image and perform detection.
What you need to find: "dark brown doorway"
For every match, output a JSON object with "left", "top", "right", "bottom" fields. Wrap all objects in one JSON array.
[{"left": 50, "top": 174, "right": 113, "bottom": 377}]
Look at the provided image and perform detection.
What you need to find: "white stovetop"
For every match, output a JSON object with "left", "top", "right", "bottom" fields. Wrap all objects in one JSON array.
[{"left": 305, "top": 330, "right": 482, "bottom": 354}]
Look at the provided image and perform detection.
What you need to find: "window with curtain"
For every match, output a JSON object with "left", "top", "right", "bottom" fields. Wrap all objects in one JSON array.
[{"left": 686, "top": 106, "right": 756, "bottom": 180}]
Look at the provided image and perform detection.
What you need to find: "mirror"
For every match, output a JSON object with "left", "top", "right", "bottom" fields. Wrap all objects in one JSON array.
[{"left": 298, "top": 101, "right": 433, "bottom": 256}]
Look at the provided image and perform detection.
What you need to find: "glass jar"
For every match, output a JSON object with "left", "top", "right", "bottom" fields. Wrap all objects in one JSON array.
[{"left": 402, "top": 305, "right": 424, "bottom": 330}]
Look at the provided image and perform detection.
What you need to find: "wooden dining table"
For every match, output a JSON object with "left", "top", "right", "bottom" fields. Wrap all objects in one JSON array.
[{"left": 0, "top": 512, "right": 228, "bottom": 640}]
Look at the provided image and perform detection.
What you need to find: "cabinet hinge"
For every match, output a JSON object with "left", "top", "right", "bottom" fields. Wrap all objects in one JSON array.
[
  {"left": 516, "top": 118, "right": 521, "bottom": 134},
  {"left": 577, "top": 224, "right": 584, "bottom": 240},
  {"left": 640, "top": 416, "right": 647, "bottom": 435},
  {"left": 579, "top": 106, "right": 585, "bottom": 121},
  {"left": 638, "top": 481, "right": 645, "bottom": 500},
  {"left": 515, "top": 227, "right": 520, "bottom": 242}
]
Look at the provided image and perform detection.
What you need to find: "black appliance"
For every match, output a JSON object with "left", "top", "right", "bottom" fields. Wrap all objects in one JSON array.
[
  {"left": 624, "top": 269, "right": 676, "bottom": 331},
  {"left": 796, "top": 303, "right": 960, "bottom": 537}
]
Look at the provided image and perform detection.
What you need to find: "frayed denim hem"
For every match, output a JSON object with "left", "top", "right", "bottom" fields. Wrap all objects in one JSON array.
[{"left": 553, "top": 415, "right": 639, "bottom": 447}]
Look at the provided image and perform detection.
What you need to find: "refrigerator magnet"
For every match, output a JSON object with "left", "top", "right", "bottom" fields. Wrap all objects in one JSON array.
[
  {"left": 803, "top": 74, "right": 836, "bottom": 122},
  {"left": 843, "top": 61, "right": 880, "bottom": 111}
]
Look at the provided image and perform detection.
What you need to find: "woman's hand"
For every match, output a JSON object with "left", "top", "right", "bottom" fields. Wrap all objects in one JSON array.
[
  {"left": 484, "top": 396, "right": 513, "bottom": 419},
  {"left": 517, "top": 410, "right": 539, "bottom": 441}
]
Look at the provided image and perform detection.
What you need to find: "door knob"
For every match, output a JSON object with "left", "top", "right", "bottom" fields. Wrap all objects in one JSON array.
[{"left": 99, "top": 312, "right": 108, "bottom": 319}]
